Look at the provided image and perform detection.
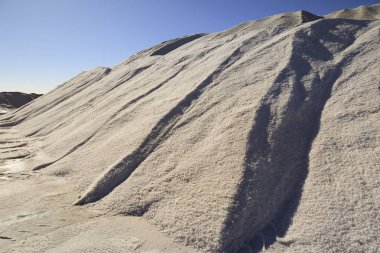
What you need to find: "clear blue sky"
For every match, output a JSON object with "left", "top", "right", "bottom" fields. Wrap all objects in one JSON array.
[{"left": 1, "top": 0, "right": 378, "bottom": 93}]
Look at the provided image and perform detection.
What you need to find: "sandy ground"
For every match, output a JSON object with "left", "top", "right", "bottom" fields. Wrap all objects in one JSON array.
[{"left": 0, "top": 129, "right": 199, "bottom": 253}]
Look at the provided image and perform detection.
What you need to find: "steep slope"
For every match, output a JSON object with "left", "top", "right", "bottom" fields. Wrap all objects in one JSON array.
[{"left": 1, "top": 6, "right": 379, "bottom": 253}]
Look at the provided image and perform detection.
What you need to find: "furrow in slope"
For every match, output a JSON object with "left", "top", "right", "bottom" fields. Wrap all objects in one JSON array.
[
  {"left": 24, "top": 65, "right": 152, "bottom": 138},
  {"left": 150, "top": 34, "right": 206, "bottom": 56},
  {"left": 102, "top": 65, "right": 152, "bottom": 96},
  {"left": 0, "top": 117, "right": 25, "bottom": 127},
  {"left": 75, "top": 35, "right": 259, "bottom": 206},
  {"left": 108, "top": 63, "right": 190, "bottom": 121},
  {"left": 32, "top": 132, "right": 97, "bottom": 171},
  {"left": 221, "top": 19, "right": 370, "bottom": 253},
  {"left": 282, "top": 21, "right": 380, "bottom": 253},
  {"left": 0, "top": 67, "right": 111, "bottom": 126},
  {"left": 22, "top": 41, "right": 222, "bottom": 140},
  {"left": 30, "top": 63, "right": 190, "bottom": 170},
  {"left": 22, "top": 37, "right": 221, "bottom": 170}
]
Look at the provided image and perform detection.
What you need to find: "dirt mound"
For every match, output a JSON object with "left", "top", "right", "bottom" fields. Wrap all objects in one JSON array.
[{"left": 0, "top": 92, "right": 41, "bottom": 109}]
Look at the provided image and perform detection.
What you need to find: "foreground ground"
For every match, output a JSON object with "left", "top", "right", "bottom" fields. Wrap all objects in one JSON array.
[{"left": 0, "top": 128, "right": 199, "bottom": 253}]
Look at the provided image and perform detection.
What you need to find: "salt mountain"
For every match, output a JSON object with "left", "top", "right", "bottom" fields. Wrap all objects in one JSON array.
[{"left": 1, "top": 4, "right": 379, "bottom": 253}]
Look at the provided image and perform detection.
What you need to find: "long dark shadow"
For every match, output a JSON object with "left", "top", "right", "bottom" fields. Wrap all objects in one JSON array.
[
  {"left": 75, "top": 40, "right": 251, "bottom": 206},
  {"left": 229, "top": 19, "right": 367, "bottom": 253}
]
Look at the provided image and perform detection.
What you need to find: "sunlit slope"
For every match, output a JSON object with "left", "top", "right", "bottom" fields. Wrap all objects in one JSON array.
[{"left": 1, "top": 6, "right": 379, "bottom": 253}]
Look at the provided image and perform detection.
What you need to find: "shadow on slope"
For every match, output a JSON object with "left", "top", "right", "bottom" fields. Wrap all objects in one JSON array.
[
  {"left": 225, "top": 19, "right": 370, "bottom": 253},
  {"left": 150, "top": 34, "right": 206, "bottom": 56},
  {"left": 74, "top": 36, "right": 255, "bottom": 206}
]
